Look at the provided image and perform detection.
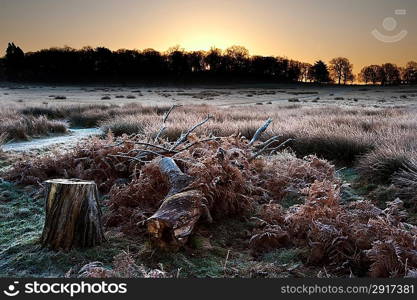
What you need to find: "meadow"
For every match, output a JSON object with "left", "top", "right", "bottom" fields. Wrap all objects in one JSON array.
[{"left": 1, "top": 84, "right": 417, "bottom": 278}]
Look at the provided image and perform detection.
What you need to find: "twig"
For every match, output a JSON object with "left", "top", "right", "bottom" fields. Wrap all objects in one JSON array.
[
  {"left": 174, "top": 137, "right": 221, "bottom": 154},
  {"left": 223, "top": 250, "right": 230, "bottom": 276},
  {"left": 170, "top": 114, "right": 213, "bottom": 151},
  {"left": 154, "top": 126, "right": 166, "bottom": 143},
  {"left": 250, "top": 136, "right": 280, "bottom": 160},
  {"left": 248, "top": 118, "right": 273, "bottom": 146},
  {"left": 131, "top": 149, "right": 164, "bottom": 158},
  {"left": 269, "top": 138, "right": 294, "bottom": 155},
  {"left": 253, "top": 135, "right": 280, "bottom": 149},
  {"left": 164, "top": 104, "right": 180, "bottom": 123},
  {"left": 154, "top": 104, "right": 180, "bottom": 143},
  {"left": 250, "top": 138, "right": 294, "bottom": 160},
  {"left": 133, "top": 142, "right": 177, "bottom": 153},
  {"left": 108, "top": 154, "right": 146, "bottom": 163}
]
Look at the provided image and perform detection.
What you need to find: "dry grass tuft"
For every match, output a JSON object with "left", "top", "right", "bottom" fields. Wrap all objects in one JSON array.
[
  {"left": 0, "top": 133, "right": 7, "bottom": 147},
  {"left": 0, "top": 113, "right": 67, "bottom": 141},
  {"left": 357, "top": 132, "right": 417, "bottom": 184},
  {"left": 0, "top": 133, "right": 7, "bottom": 157},
  {"left": 393, "top": 158, "right": 417, "bottom": 210}
]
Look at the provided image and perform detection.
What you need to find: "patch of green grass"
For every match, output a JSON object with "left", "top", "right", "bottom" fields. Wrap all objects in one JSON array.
[
  {"left": 137, "top": 246, "right": 224, "bottom": 278},
  {"left": 136, "top": 219, "right": 257, "bottom": 278},
  {"left": 280, "top": 192, "right": 305, "bottom": 209},
  {"left": 1, "top": 236, "right": 139, "bottom": 277},
  {"left": 366, "top": 184, "right": 399, "bottom": 208},
  {"left": 337, "top": 168, "right": 401, "bottom": 208},
  {"left": 262, "top": 248, "right": 305, "bottom": 265},
  {"left": 337, "top": 168, "right": 360, "bottom": 182},
  {"left": 167, "top": 253, "right": 224, "bottom": 278},
  {"left": 336, "top": 168, "right": 366, "bottom": 203},
  {"left": 0, "top": 181, "right": 140, "bottom": 277}
]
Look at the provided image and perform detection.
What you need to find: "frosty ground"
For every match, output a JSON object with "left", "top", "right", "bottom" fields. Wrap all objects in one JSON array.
[{"left": 1, "top": 83, "right": 417, "bottom": 278}]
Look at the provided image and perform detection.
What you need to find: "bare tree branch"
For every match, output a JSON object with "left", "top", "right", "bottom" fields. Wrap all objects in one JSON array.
[
  {"left": 133, "top": 142, "right": 177, "bottom": 153},
  {"left": 170, "top": 114, "right": 213, "bottom": 151},
  {"left": 269, "top": 138, "right": 294, "bottom": 155},
  {"left": 250, "top": 138, "right": 294, "bottom": 160},
  {"left": 174, "top": 137, "right": 221, "bottom": 154},
  {"left": 108, "top": 154, "right": 147, "bottom": 163},
  {"left": 248, "top": 118, "right": 273, "bottom": 146},
  {"left": 253, "top": 135, "right": 280, "bottom": 149},
  {"left": 154, "top": 104, "right": 180, "bottom": 143}
]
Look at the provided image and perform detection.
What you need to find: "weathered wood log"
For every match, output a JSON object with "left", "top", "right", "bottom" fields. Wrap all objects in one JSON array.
[
  {"left": 41, "top": 179, "right": 105, "bottom": 251},
  {"left": 147, "top": 158, "right": 205, "bottom": 249}
]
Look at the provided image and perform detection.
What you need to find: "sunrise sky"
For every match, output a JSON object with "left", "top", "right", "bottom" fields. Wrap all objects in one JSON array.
[{"left": 0, "top": 0, "right": 416, "bottom": 73}]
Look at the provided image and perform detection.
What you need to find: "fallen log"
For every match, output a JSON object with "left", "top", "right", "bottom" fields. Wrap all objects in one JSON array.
[
  {"left": 147, "top": 158, "right": 205, "bottom": 249},
  {"left": 41, "top": 179, "right": 105, "bottom": 251}
]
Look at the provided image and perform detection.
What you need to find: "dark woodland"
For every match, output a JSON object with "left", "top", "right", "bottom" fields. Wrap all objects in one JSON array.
[{"left": 1, "top": 43, "right": 416, "bottom": 85}]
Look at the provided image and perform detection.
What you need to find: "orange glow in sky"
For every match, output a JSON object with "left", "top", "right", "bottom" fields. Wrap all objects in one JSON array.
[{"left": 0, "top": 0, "right": 416, "bottom": 73}]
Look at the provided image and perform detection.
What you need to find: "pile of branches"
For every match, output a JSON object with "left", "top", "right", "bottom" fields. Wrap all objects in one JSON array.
[
  {"left": 4, "top": 105, "right": 294, "bottom": 196},
  {"left": 102, "top": 107, "right": 334, "bottom": 238}
]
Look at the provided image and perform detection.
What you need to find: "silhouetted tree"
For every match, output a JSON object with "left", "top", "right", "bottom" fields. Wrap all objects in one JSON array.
[
  {"left": 188, "top": 50, "right": 206, "bottom": 73},
  {"left": 250, "top": 56, "right": 277, "bottom": 79},
  {"left": 358, "top": 65, "right": 382, "bottom": 85},
  {"left": 5, "top": 42, "right": 25, "bottom": 80},
  {"left": 140, "top": 48, "right": 166, "bottom": 78},
  {"left": 402, "top": 61, "right": 417, "bottom": 84},
  {"left": 113, "top": 49, "right": 141, "bottom": 79},
  {"left": 0, "top": 58, "right": 5, "bottom": 80},
  {"left": 310, "top": 60, "right": 330, "bottom": 83},
  {"left": 205, "top": 47, "right": 223, "bottom": 73},
  {"left": 224, "top": 45, "right": 249, "bottom": 73},
  {"left": 380, "top": 63, "right": 401, "bottom": 85},
  {"left": 329, "top": 57, "right": 353, "bottom": 85},
  {"left": 165, "top": 46, "right": 190, "bottom": 77},
  {"left": 4, "top": 42, "right": 411, "bottom": 85},
  {"left": 299, "top": 63, "right": 312, "bottom": 82}
]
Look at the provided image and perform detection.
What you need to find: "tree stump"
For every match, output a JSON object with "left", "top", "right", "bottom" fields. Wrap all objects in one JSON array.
[
  {"left": 147, "top": 158, "right": 206, "bottom": 249},
  {"left": 41, "top": 179, "right": 105, "bottom": 251}
]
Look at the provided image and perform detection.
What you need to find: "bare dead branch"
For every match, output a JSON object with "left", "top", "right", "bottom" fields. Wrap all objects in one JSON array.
[
  {"left": 154, "top": 104, "right": 180, "bottom": 143},
  {"left": 269, "top": 138, "right": 295, "bottom": 155},
  {"left": 108, "top": 154, "right": 147, "bottom": 163},
  {"left": 154, "top": 126, "right": 167, "bottom": 143},
  {"left": 254, "top": 135, "right": 280, "bottom": 149},
  {"left": 170, "top": 114, "right": 213, "bottom": 151},
  {"left": 248, "top": 118, "right": 273, "bottom": 146},
  {"left": 174, "top": 137, "right": 221, "bottom": 154},
  {"left": 164, "top": 104, "right": 180, "bottom": 123},
  {"left": 250, "top": 138, "right": 294, "bottom": 160},
  {"left": 133, "top": 142, "right": 177, "bottom": 153}
]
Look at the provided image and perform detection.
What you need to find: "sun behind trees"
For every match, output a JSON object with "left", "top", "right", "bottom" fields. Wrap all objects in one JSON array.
[
  {"left": 0, "top": 42, "right": 416, "bottom": 85},
  {"left": 0, "top": 44, "right": 305, "bottom": 83}
]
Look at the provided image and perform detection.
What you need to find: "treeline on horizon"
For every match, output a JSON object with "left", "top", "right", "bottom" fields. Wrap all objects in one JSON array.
[{"left": 1, "top": 42, "right": 416, "bottom": 85}]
